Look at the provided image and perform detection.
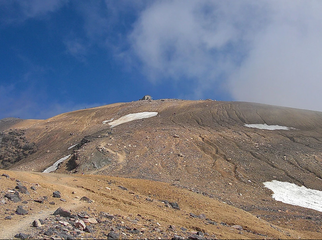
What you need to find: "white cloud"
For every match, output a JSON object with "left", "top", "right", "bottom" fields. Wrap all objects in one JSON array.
[
  {"left": 18, "top": 0, "right": 67, "bottom": 19},
  {"left": 128, "top": 0, "right": 322, "bottom": 111},
  {"left": 2, "top": 1, "right": 322, "bottom": 112},
  {"left": 229, "top": 1, "right": 322, "bottom": 111},
  {"left": 63, "top": 1, "right": 150, "bottom": 62},
  {"left": 0, "top": 0, "right": 67, "bottom": 24},
  {"left": 129, "top": 0, "right": 267, "bottom": 97}
]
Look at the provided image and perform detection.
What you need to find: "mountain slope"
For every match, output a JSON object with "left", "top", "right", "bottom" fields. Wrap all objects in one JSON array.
[{"left": 1, "top": 99, "right": 322, "bottom": 235}]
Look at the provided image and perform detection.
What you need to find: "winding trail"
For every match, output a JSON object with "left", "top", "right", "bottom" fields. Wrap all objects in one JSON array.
[{"left": 0, "top": 201, "right": 85, "bottom": 239}]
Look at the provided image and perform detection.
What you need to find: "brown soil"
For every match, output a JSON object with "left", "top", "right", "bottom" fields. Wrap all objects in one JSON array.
[
  {"left": 1, "top": 99, "right": 322, "bottom": 238},
  {"left": 1, "top": 169, "right": 321, "bottom": 239}
]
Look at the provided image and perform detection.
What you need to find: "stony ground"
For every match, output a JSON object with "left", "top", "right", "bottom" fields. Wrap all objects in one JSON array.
[
  {"left": 2, "top": 100, "right": 322, "bottom": 239},
  {"left": 1, "top": 170, "right": 322, "bottom": 239}
]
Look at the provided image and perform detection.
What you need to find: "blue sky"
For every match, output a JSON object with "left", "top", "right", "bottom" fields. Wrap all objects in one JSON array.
[{"left": 1, "top": 0, "right": 322, "bottom": 119}]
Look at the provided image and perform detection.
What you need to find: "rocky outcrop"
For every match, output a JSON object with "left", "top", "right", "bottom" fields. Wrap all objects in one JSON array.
[
  {"left": 0, "top": 118, "right": 23, "bottom": 132},
  {"left": 0, "top": 130, "right": 37, "bottom": 169}
]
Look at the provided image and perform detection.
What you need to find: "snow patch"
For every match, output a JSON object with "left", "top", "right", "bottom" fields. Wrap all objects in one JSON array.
[
  {"left": 264, "top": 180, "right": 322, "bottom": 212},
  {"left": 43, "top": 155, "right": 71, "bottom": 173},
  {"left": 108, "top": 112, "right": 158, "bottom": 128},
  {"left": 68, "top": 144, "right": 77, "bottom": 150},
  {"left": 102, "top": 118, "right": 114, "bottom": 124},
  {"left": 244, "top": 123, "right": 292, "bottom": 130}
]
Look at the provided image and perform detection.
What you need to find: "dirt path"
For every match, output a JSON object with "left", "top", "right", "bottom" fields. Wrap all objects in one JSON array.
[
  {"left": 0, "top": 171, "right": 90, "bottom": 239},
  {"left": 0, "top": 201, "right": 84, "bottom": 239}
]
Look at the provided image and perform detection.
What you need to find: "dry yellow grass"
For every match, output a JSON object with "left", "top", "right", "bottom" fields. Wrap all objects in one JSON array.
[
  {"left": 2, "top": 100, "right": 322, "bottom": 238},
  {"left": 1, "top": 169, "right": 322, "bottom": 239}
]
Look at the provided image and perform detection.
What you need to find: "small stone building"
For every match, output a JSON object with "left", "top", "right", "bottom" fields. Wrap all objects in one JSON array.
[{"left": 140, "top": 95, "right": 152, "bottom": 101}]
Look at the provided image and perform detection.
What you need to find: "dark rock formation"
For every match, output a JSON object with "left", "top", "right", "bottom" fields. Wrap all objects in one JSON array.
[
  {"left": 53, "top": 191, "right": 61, "bottom": 198},
  {"left": 0, "top": 129, "right": 37, "bottom": 169},
  {"left": 53, "top": 207, "right": 72, "bottom": 217},
  {"left": 14, "top": 233, "right": 31, "bottom": 239},
  {"left": 16, "top": 185, "right": 29, "bottom": 194},
  {"left": 5, "top": 191, "right": 21, "bottom": 202},
  {"left": 16, "top": 205, "right": 28, "bottom": 215}
]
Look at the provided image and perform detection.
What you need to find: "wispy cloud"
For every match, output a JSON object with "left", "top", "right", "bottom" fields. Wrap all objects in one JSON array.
[
  {"left": 0, "top": 0, "right": 68, "bottom": 24},
  {"left": 128, "top": 0, "right": 322, "bottom": 111},
  {"left": 71, "top": 1, "right": 147, "bottom": 46},
  {"left": 228, "top": 1, "right": 322, "bottom": 111},
  {"left": 129, "top": 1, "right": 267, "bottom": 97},
  {"left": 2, "top": 0, "right": 322, "bottom": 115}
]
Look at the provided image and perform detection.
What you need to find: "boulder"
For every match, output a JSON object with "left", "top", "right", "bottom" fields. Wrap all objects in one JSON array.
[
  {"left": 32, "top": 219, "right": 42, "bottom": 227},
  {"left": 1, "top": 173, "right": 9, "bottom": 178},
  {"left": 44, "top": 228, "right": 55, "bottom": 236},
  {"left": 16, "top": 205, "right": 28, "bottom": 215},
  {"left": 15, "top": 185, "right": 29, "bottom": 194},
  {"left": 80, "top": 196, "right": 93, "bottom": 203},
  {"left": 85, "top": 225, "right": 94, "bottom": 233},
  {"left": 14, "top": 233, "right": 31, "bottom": 239},
  {"left": 118, "top": 185, "right": 128, "bottom": 191},
  {"left": 53, "top": 207, "right": 72, "bottom": 217},
  {"left": 169, "top": 201, "right": 180, "bottom": 210},
  {"left": 5, "top": 191, "right": 21, "bottom": 202},
  {"left": 107, "top": 231, "right": 120, "bottom": 239},
  {"left": 53, "top": 191, "right": 61, "bottom": 198}
]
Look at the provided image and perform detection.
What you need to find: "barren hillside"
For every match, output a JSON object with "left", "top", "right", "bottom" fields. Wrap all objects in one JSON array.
[{"left": 1, "top": 99, "right": 322, "bottom": 238}]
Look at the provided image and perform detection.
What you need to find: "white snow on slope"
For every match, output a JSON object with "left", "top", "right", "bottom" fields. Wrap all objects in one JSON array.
[
  {"left": 245, "top": 124, "right": 291, "bottom": 130},
  {"left": 43, "top": 155, "right": 71, "bottom": 173},
  {"left": 264, "top": 180, "right": 322, "bottom": 212},
  {"left": 107, "top": 112, "right": 158, "bottom": 128},
  {"left": 102, "top": 118, "right": 114, "bottom": 124},
  {"left": 68, "top": 144, "right": 77, "bottom": 150}
]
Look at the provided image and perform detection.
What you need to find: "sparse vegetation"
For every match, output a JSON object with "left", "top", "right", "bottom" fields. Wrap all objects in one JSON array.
[{"left": 1, "top": 100, "right": 322, "bottom": 238}]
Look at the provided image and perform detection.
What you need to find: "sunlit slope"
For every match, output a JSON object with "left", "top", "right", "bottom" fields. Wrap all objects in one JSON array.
[
  {"left": 6, "top": 100, "right": 322, "bottom": 173},
  {"left": 1, "top": 169, "right": 321, "bottom": 239},
  {"left": 2, "top": 99, "right": 322, "bottom": 232}
]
